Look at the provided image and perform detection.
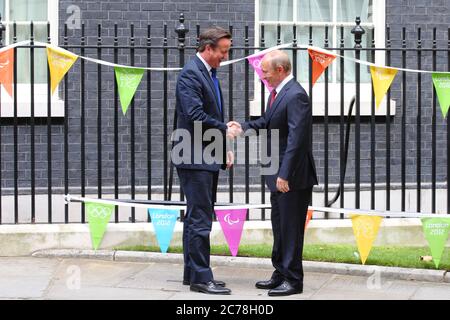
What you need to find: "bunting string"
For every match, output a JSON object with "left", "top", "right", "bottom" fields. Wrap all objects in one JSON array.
[
  {"left": 65, "top": 195, "right": 450, "bottom": 219},
  {"left": 75, "top": 195, "right": 449, "bottom": 267},
  {"left": 2, "top": 39, "right": 450, "bottom": 116},
  {"left": 0, "top": 40, "right": 447, "bottom": 74}
]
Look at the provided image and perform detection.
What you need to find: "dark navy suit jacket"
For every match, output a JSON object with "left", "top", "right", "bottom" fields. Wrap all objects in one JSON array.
[
  {"left": 172, "top": 56, "right": 227, "bottom": 172},
  {"left": 242, "top": 78, "right": 318, "bottom": 192}
]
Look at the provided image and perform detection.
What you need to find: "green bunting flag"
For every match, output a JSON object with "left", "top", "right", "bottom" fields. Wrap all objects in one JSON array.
[
  {"left": 432, "top": 73, "right": 450, "bottom": 118},
  {"left": 114, "top": 67, "right": 145, "bottom": 115},
  {"left": 421, "top": 217, "right": 450, "bottom": 268},
  {"left": 86, "top": 202, "right": 114, "bottom": 250}
]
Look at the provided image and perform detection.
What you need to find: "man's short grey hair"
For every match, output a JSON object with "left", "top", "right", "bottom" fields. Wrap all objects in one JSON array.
[{"left": 264, "top": 50, "right": 292, "bottom": 73}]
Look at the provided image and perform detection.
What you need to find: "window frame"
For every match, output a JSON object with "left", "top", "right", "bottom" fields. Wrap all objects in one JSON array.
[
  {"left": 1, "top": 0, "right": 63, "bottom": 118},
  {"left": 253, "top": 0, "right": 395, "bottom": 117}
]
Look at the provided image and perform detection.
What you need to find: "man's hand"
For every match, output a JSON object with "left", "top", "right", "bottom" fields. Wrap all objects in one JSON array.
[
  {"left": 226, "top": 150, "right": 234, "bottom": 169},
  {"left": 276, "top": 177, "right": 290, "bottom": 193},
  {"left": 226, "top": 121, "right": 243, "bottom": 139}
]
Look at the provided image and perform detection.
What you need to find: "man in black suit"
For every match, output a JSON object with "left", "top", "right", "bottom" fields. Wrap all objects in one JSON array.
[
  {"left": 172, "top": 27, "right": 238, "bottom": 295},
  {"left": 229, "top": 50, "right": 318, "bottom": 296}
]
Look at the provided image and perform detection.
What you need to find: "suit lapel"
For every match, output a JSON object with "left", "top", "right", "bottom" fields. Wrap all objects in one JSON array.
[
  {"left": 265, "top": 79, "right": 294, "bottom": 123},
  {"left": 194, "top": 57, "right": 222, "bottom": 115}
]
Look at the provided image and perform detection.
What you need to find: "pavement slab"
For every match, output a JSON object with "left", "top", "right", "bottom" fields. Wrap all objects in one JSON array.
[{"left": 0, "top": 257, "right": 448, "bottom": 300}]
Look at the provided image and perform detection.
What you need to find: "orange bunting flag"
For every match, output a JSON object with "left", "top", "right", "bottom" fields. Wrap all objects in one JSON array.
[
  {"left": 0, "top": 48, "right": 14, "bottom": 98},
  {"left": 305, "top": 210, "right": 313, "bottom": 231},
  {"left": 308, "top": 48, "right": 336, "bottom": 86}
]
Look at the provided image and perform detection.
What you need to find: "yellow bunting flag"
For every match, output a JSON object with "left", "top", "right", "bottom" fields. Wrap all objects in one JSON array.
[
  {"left": 0, "top": 48, "right": 14, "bottom": 98},
  {"left": 370, "top": 66, "right": 398, "bottom": 110},
  {"left": 47, "top": 46, "right": 78, "bottom": 94},
  {"left": 351, "top": 215, "right": 383, "bottom": 265}
]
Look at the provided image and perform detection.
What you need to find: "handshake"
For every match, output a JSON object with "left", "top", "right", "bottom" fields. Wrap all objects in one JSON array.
[{"left": 226, "top": 121, "right": 243, "bottom": 140}]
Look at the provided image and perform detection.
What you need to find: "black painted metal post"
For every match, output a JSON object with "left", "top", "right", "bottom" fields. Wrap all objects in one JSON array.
[
  {"left": 146, "top": 24, "right": 152, "bottom": 220},
  {"left": 401, "top": 27, "right": 407, "bottom": 212},
  {"left": 386, "top": 26, "right": 391, "bottom": 211},
  {"left": 370, "top": 28, "right": 376, "bottom": 210},
  {"left": 244, "top": 24, "right": 250, "bottom": 217},
  {"left": 97, "top": 24, "right": 102, "bottom": 200},
  {"left": 432, "top": 28, "right": 437, "bottom": 213},
  {"left": 308, "top": 25, "right": 313, "bottom": 207},
  {"left": 244, "top": 23, "right": 251, "bottom": 201},
  {"left": 80, "top": 23, "right": 86, "bottom": 223},
  {"left": 170, "top": 13, "right": 189, "bottom": 207},
  {"left": 339, "top": 25, "right": 345, "bottom": 216},
  {"left": 30, "top": 22, "right": 36, "bottom": 223},
  {"left": 130, "top": 24, "right": 136, "bottom": 223},
  {"left": 47, "top": 22, "right": 52, "bottom": 223},
  {"left": 260, "top": 24, "right": 266, "bottom": 220},
  {"left": 63, "top": 24, "right": 69, "bottom": 223},
  {"left": 228, "top": 24, "right": 235, "bottom": 207},
  {"left": 163, "top": 24, "right": 168, "bottom": 201},
  {"left": 13, "top": 22, "right": 18, "bottom": 224},
  {"left": 351, "top": 17, "right": 365, "bottom": 210},
  {"left": 113, "top": 23, "right": 119, "bottom": 223},
  {"left": 417, "top": 28, "right": 422, "bottom": 213}
]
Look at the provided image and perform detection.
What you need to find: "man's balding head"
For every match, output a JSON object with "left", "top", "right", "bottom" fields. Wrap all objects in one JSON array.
[
  {"left": 263, "top": 50, "right": 292, "bottom": 74},
  {"left": 261, "top": 50, "right": 292, "bottom": 89}
]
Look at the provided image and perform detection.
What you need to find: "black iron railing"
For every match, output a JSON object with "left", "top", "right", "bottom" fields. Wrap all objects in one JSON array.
[{"left": 0, "top": 14, "right": 449, "bottom": 224}]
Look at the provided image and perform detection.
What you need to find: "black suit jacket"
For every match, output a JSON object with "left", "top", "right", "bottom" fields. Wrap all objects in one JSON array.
[
  {"left": 243, "top": 78, "right": 318, "bottom": 192},
  {"left": 172, "top": 56, "right": 227, "bottom": 172}
]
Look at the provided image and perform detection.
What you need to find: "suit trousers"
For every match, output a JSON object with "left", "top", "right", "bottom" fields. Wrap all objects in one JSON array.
[
  {"left": 177, "top": 168, "right": 219, "bottom": 284},
  {"left": 270, "top": 187, "right": 312, "bottom": 289}
]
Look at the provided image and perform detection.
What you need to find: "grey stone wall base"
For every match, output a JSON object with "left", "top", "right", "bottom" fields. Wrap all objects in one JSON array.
[{"left": 32, "top": 249, "right": 448, "bottom": 284}]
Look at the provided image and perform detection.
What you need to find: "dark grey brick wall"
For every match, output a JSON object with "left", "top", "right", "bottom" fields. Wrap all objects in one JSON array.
[{"left": 1, "top": 0, "right": 449, "bottom": 196}]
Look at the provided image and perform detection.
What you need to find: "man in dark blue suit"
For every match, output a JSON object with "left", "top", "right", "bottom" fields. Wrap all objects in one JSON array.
[
  {"left": 172, "top": 27, "right": 237, "bottom": 295},
  {"left": 229, "top": 50, "right": 318, "bottom": 296}
]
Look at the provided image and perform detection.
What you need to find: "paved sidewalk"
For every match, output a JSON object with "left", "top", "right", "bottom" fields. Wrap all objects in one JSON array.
[{"left": 0, "top": 255, "right": 449, "bottom": 300}]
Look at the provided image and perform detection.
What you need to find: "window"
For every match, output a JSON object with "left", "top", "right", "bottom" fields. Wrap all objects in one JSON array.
[
  {"left": 254, "top": 0, "right": 394, "bottom": 116},
  {"left": 0, "top": 0, "right": 62, "bottom": 117}
]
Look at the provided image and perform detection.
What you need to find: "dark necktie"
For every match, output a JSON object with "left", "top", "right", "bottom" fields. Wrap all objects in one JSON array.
[
  {"left": 269, "top": 89, "right": 277, "bottom": 109},
  {"left": 211, "top": 68, "right": 222, "bottom": 114}
]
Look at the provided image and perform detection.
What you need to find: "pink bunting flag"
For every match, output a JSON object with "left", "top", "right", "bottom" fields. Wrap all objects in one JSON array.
[
  {"left": 247, "top": 54, "right": 273, "bottom": 92},
  {"left": 215, "top": 208, "right": 248, "bottom": 257}
]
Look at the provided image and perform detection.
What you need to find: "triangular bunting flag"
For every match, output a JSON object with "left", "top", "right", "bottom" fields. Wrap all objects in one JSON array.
[
  {"left": 114, "top": 67, "right": 145, "bottom": 115},
  {"left": 421, "top": 218, "right": 450, "bottom": 268},
  {"left": 148, "top": 208, "right": 179, "bottom": 253},
  {"left": 432, "top": 73, "right": 450, "bottom": 118},
  {"left": 215, "top": 209, "right": 248, "bottom": 257},
  {"left": 370, "top": 66, "right": 398, "bottom": 110},
  {"left": 86, "top": 202, "right": 114, "bottom": 250},
  {"left": 47, "top": 46, "right": 78, "bottom": 94},
  {"left": 351, "top": 215, "right": 383, "bottom": 265},
  {"left": 247, "top": 53, "right": 273, "bottom": 91},
  {"left": 308, "top": 48, "right": 336, "bottom": 86},
  {"left": 0, "top": 48, "right": 14, "bottom": 98},
  {"left": 305, "top": 210, "right": 313, "bottom": 231}
]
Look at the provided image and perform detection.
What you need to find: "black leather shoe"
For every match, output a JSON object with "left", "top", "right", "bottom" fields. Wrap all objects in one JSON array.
[
  {"left": 183, "top": 280, "right": 226, "bottom": 287},
  {"left": 268, "top": 281, "right": 303, "bottom": 297},
  {"left": 255, "top": 278, "right": 283, "bottom": 290},
  {"left": 190, "top": 281, "right": 231, "bottom": 295}
]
